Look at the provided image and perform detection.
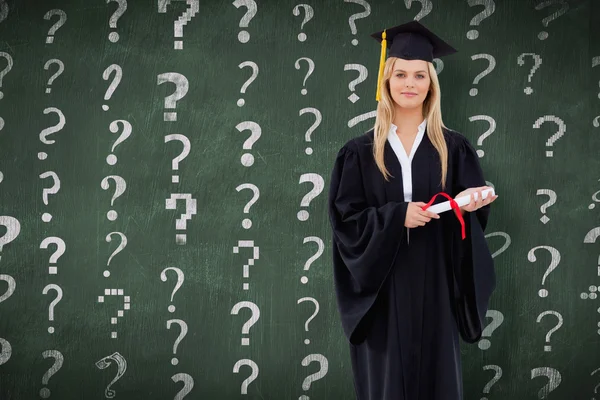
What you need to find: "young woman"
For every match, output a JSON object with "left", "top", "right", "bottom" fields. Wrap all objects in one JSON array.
[{"left": 328, "top": 21, "right": 498, "bottom": 400}]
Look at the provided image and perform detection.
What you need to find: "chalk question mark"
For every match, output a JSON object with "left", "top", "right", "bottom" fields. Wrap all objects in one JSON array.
[
  {"left": 295, "top": 57, "right": 314, "bottom": 95},
  {"left": 157, "top": 0, "right": 199, "bottom": 49},
  {"left": 470, "top": 54, "right": 496, "bottom": 96},
  {"left": 468, "top": 115, "right": 496, "bottom": 157},
  {"left": 0, "top": 215, "right": 21, "bottom": 261},
  {"left": 344, "top": 64, "right": 368, "bottom": 103},
  {"left": 404, "top": 0, "right": 432, "bottom": 21},
  {"left": 297, "top": 173, "right": 324, "bottom": 221},
  {"left": 533, "top": 115, "right": 566, "bottom": 157},
  {"left": 161, "top": 267, "right": 185, "bottom": 312},
  {"left": 95, "top": 352, "right": 127, "bottom": 399},
  {"left": 42, "top": 284, "right": 63, "bottom": 334},
  {"left": 348, "top": 109, "right": 376, "bottom": 128},
  {"left": 238, "top": 61, "right": 259, "bottom": 107},
  {"left": 43, "top": 9, "right": 67, "bottom": 44},
  {"left": 101, "top": 175, "right": 127, "bottom": 221},
  {"left": 165, "top": 134, "right": 191, "bottom": 183},
  {"left": 106, "top": 120, "right": 132, "bottom": 165},
  {"left": 0, "top": 51, "right": 13, "bottom": 100},
  {"left": 292, "top": 4, "right": 314, "bottom": 42},
  {"left": 297, "top": 297, "right": 319, "bottom": 345},
  {"left": 102, "top": 64, "right": 122, "bottom": 111},
  {"left": 531, "top": 367, "right": 561, "bottom": 398},
  {"left": 157, "top": 72, "right": 189, "bottom": 122},
  {"left": 0, "top": 337, "right": 12, "bottom": 366},
  {"left": 517, "top": 53, "right": 542, "bottom": 95},
  {"left": 165, "top": 194, "right": 197, "bottom": 245},
  {"left": 172, "top": 373, "right": 194, "bottom": 400},
  {"left": 231, "top": 301, "right": 260, "bottom": 345},
  {"left": 536, "top": 189, "right": 556, "bottom": 224},
  {"left": 236, "top": 183, "right": 259, "bottom": 229},
  {"left": 233, "top": 240, "right": 260, "bottom": 290},
  {"left": 233, "top": 359, "right": 259, "bottom": 394},
  {"left": 299, "top": 107, "right": 322, "bottom": 155},
  {"left": 591, "top": 367, "right": 600, "bottom": 399},
  {"left": 0, "top": 275, "right": 16, "bottom": 306},
  {"left": 97, "top": 289, "right": 131, "bottom": 338},
  {"left": 0, "top": 0, "right": 8, "bottom": 26},
  {"left": 480, "top": 364, "right": 502, "bottom": 400},
  {"left": 528, "top": 245, "right": 560, "bottom": 298},
  {"left": 344, "top": 0, "right": 371, "bottom": 46},
  {"left": 236, "top": 121, "right": 262, "bottom": 167},
  {"left": 466, "top": 0, "right": 495, "bottom": 40},
  {"left": 38, "top": 107, "right": 66, "bottom": 160},
  {"left": 478, "top": 309, "right": 504, "bottom": 350},
  {"left": 40, "top": 236, "right": 66, "bottom": 275},
  {"left": 536, "top": 310, "right": 563, "bottom": 352},
  {"left": 106, "top": 0, "right": 127, "bottom": 43},
  {"left": 40, "top": 350, "right": 64, "bottom": 398},
  {"left": 299, "top": 354, "right": 328, "bottom": 400},
  {"left": 233, "top": 0, "right": 257, "bottom": 43},
  {"left": 105, "top": 232, "right": 127, "bottom": 277},
  {"left": 589, "top": 179, "right": 600, "bottom": 210},
  {"left": 43, "top": 59, "right": 64, "bottom": 94},
  {"left": 39, "top": 171, "right": 61, "bottom": 222},
  {"left": 301, "top": 236, "right": 324, "bottom": 284},
  {"left": 167, "top": 319, "right": 188, "bottom": 365},
  {"left": 535, "top": 0, "right": 569, "bottom": 40}
]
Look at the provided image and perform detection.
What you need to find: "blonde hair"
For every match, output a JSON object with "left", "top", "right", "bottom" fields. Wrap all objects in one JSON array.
[{"left": 373, "top": 57, "right": 448, "bottom": 190}]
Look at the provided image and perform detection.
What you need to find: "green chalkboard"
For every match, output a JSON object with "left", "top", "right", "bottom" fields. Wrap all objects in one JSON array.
[{"left": 0, "top": 0, "right": 599, "bottom": 399}]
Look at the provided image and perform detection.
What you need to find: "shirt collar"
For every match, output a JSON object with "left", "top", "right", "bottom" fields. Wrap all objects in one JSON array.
[{"left": 389, "top": 118, "right": 427, "bottom": 134}]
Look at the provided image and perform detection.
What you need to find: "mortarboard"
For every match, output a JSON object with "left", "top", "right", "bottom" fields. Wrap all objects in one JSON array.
[{"left": 370, "top": 20, "right": 458, "bottom": 101}]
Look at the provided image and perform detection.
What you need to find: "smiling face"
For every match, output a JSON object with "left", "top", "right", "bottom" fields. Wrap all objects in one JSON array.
[{"left": 388, "top": 58, "right": 431, "bottom": 111}]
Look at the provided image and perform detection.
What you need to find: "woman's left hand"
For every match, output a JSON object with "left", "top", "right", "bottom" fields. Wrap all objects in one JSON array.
[{"left": 455, "top": 186, "right": 498, "bottom": 213}]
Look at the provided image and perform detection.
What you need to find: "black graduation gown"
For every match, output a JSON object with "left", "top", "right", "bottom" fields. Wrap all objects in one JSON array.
[{"left": 328, "top": 127, "right": 496, "bottom": 400}]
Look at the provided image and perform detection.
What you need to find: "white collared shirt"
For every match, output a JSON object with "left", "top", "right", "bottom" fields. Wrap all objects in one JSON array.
[{"left": 386, "top": 118, "right": 428, "bottom": 244}]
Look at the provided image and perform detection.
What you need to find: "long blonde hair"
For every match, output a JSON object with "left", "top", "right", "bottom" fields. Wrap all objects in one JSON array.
[{"left": 373, "top": 57, "right": 448, "bottom": 190}]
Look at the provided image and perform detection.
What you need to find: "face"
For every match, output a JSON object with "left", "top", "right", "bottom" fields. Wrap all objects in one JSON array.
[{"left": 388, "top": 58, "right": 431, "bottom": 110}]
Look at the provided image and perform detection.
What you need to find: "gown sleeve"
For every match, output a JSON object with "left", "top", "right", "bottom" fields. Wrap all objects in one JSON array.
[
  {"left": 328, "top": 140, "right": 408, "bottom": 345},
  {"left": 450, "top": 135, "right": 497, "bottom": 343}
]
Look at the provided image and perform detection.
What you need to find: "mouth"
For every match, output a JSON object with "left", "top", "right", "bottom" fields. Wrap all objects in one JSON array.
[{"left": 401, "top": 92, "right": 417, "bottom": 96}]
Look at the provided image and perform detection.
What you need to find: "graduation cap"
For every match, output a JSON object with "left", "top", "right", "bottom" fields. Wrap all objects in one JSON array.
[{"left": 370, "top": 20, "right": 458, "bottom": 101}]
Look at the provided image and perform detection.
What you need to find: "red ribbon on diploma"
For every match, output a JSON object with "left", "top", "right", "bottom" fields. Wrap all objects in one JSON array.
[{"left": 420, "top": 192, "right": 466, "bottom": 240}]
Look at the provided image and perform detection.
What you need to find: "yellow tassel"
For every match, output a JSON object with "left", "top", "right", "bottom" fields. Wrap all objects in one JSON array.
[{"left": 376, "top": 30, "right": 387, "bottom": 102}]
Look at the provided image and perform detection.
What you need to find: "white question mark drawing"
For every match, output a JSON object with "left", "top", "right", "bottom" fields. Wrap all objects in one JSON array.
[
  {"left": 233, "top": 240, "right": 260, "bottom": 290},
  {"left": 297, "top": 173, "right": 324, "bottom": 221},
  {"left": 589, "top": 179, "right": 600, "bottom": 210},
  {"left": 478, "top": 309, "right": 504, "bottom": 350},
  {"left": 536, "top": 189, "right": 556, "bottom": 224},
  {"left": 38, "top": 107, "right": 66, "bottom": 160},
  {"left": 583, "top": 227, "right": 600, "bottom": 277},
  {"left": 0, "top": 0, "right": 8, "bottom": 26},
  {"left": 528, "top": 245, "right": 560, "bottom": 298},
  {"left": 172, "top": 373, "right": 194, "bottom": 400},
  {"left": 105, "top": 232, "right": 127, "bottom": 277},
  {"left": 404, "top": 0, "right": 432, "bottom": 21},
  {"left": 536, "top": 310, "right": 563, "bottom": 352},
  {"left": 0, "top": 51, "right": 13, "bottom": 100},
  {"left": 344, "top": 64, "right": 368, "bottom": 103},
  {"left": 157, "top": 72, "right": 189, "bottom": 122},
  {"left": 531, "top": 367, "right": 562, "bottom": 398},
  {"left": 301, "top": 236, "right": 324, "bottom": 284},
  {"left": 344, "top": 0, "right": 371, "bottom": 46},
  {"left": 39, "top": 171, "right": 61, "bottom": 222},
  {"left": 95, "top": 351, "right": 127, "bottom": 399},
  {"left": 299, "top": 353, "right": 329, "bottom": 400},
  {"left": 533, "top": 115, "right": 566, "bottom": 157},
  {"left": 595, "top": 116, "right": 600, "bottom": 127},
  {"left": 231, "top": 301, "right": 260, "bottom": 345},
  {"left": 40, "top": 236, "right": 66, "bottom": 275},
  {"left": 485, "top": 231, "right": 511, "bottom": 259},
  {"left": 299, "top": 107, "right": 322, "bottom": 155},
  {"left": 0, "top": 215, "right": 21, "bottom": 262},
  {"left": 167, "top": 319, "right": 188, "bottom": 365},
  {"left": 233, "top": 359, "right": 259, "bottom": 394},
  {"left": 43, "top": 59, "right": 64, "bottom": 94},
  {"left": 480, "top": 364, "right": 502, "bottom": 400},
  {"left": 0, "top": 337, "right": 12, "bottom": 366},
  {"left": 165, "top": 134, "right": 191, "bottom": 183},
  {"left": 236, "top": 121, "right": 262, "bottom": 167},
  {"left": 297, "top": 297, "right": 319, "bottom": 345},
  {"left": 43, "top": 9, "right": 67, "bottom": 44},
  {"left": 165, "top": 194, "right": 197, "bottom": 245},
  {"left": 517, "top": 53, "right": 542, "bottom": 95},
  {"left": 101, "top": 175, "right": 127, "bottom": 221},
  {"left": 233, "top": 0, "right": 257, "bottom": 43},
  {"left": 295, "top": 57, "right": 315, "bottom": 96},
  {"left": 591, "top": 367, "right": 600, "bottom": 398},
  {"left": 466, "top": 0, "right": 495, "bottom": 40},
  {"left": 106, "top": 0, "right": 127, "bottom": 43},
  {"left": 42, "top": 284, "right": 63, "bottom": 334},
  {"left": 107, "top": 120, "right": 133, "bottom": 165},
  {"left": 102, "top": 64, "right": 122, "bottom": 111},
  {"left": 468, "top": 115, "right": 496, "bottom": 157},
  {"left": 535, "top": 0, "right": 569, "bottom": 40},
  {"left": 470, "top": 54, "right": 496, "bottom": 96},
  {"left": 348, "top": 109, "right": 376, "bottom": 128},
  {"left": 0, "top": 275, "right": 16, "bottom": 307},
  {"left": 236, "top": 183, "right": 260, "bottom": 229},
  {"left": 292, "top": 4, "right": 314, "bottom": 42},
  {"left": 40, "top": 350, "right": 64, "bottom": 399},
  {"left": 97, "top": 289, "right": 131, "bottom": 338},
  {"left": 157, "top": 0, "right": 199, "bottom": 49},
  {"left": 237, "top": 61, "right": 259, "bottom": 107},
  {"left": 160, "top": 267, "right": 185, "bottom": 312}
]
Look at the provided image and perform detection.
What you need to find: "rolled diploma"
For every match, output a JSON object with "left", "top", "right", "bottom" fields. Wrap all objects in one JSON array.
[{"left": 427, "top": 188, "right": 496, "bottom": 214}]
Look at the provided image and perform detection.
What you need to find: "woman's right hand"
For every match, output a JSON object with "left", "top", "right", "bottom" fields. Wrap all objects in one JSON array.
[{"left": 404, "top": 202, "right": 440, "bottom": 228}]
